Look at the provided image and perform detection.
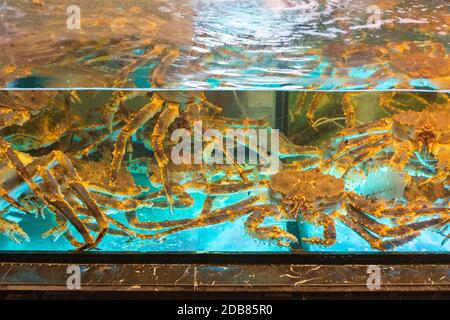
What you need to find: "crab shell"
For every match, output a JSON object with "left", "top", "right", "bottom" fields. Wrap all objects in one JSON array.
[
  {"left": 268, "top": 169, "right": 345, "bottom": 218},
  {"left": 392, "top": 110, "right": 450, "bottom": 146}
]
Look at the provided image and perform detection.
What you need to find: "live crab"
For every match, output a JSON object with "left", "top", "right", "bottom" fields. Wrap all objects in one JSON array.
[
  {"left": 323, "top": 110, "right": 450, "bottom": 183},
  {"left": 124, "top": 168, "right": 450, "bottom": 250}
]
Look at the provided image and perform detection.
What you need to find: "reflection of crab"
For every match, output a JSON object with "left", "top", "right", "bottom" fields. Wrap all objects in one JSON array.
[
  {"left": 324, "top": 110, "right": 450, "bottom": 182},
  {"left": 310, "top": 41, "right": 450, "bottom": 90},
  {"left": 126, "top": 168, "right": 449, "bottom": 250},
  {"left": 388, "top": 41, "right": 450, "bottom": 87},
  {"left": 0, "top": 90, "right": 57, "bottom": 130}
]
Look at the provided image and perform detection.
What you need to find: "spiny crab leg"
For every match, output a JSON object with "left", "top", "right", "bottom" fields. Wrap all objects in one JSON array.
[
  {"left": 0, "top": 139, "right": 107, "bottom": 250},
  {"left": 42, "top": 213, "right": 69, "bottom": 242},
  {"left": 344, "top": 206, "right": 448, "bottom": 250},
  {"left": 422, "top": 147, "right": 450, "bottom": 184},
  {"left": 301, "top": 211, "right": 337, "bottom": 246},
  {"left": 245, "top": 205, "right": 298, "bottom": 247},
  {"left": 342, "top": 93, "right": 356, "bottom": 128},
  {"left": 338, "top": 214, "right": 420, "bottom": 251},
  {"left": 0, "top": 214, "right": 29, "bottom": 244},
  {"left": 323, "top": 134, "right": 392, "bottom": 168},
  {"left": 348, "top": 192, "right": 449, "bottom": 219},
  {"left": 389, "top": 140, "right": 415, "bottom": 170},
  {"left": 37, "top": 167, "right": 95, "bottom": 250},
  {"left": 125, "top": 180, "right": 258, "bottom": 230},
  {"left": 307, "top": 92, "right": 324, "bottom": 129},
  {"left": 346, "top": 206, "right": 448, "bottom": 238},
  {"left": 0, "top": 186, "right": 30, "bottom": 214},
  {"left": 150, "top": 196, "right": 262, "bottom": 239},
  {"left": 125, "top": 195, "right": 261, "bottom": 236},
  {"left": 43, "top": 151, "right": 108, "bottom": 248},
  {"left": 340, "top": 140, "right": 395, "bottom": 177},
  {"left": 305, "top": 92, "right": 356, "bottom": 129},
  {"left": 103, "top": 91, "right": 134, "bottom": 133},
  {"left": 109, "top": 94, "right": 164, "bottom": 184},
  {"left": 151, "top": 101, "right": 180, "bottom": 212},
  {"left": 151, "top": 48, "right": 180, "bottom": 88},
  {"left": 335, "top": 118, "right": 391, "bottom": 141}
]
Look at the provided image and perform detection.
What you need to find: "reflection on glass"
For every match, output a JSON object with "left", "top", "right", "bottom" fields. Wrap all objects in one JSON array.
[{"left": 0, "top": 0, "right": 448, "bottom": 90}]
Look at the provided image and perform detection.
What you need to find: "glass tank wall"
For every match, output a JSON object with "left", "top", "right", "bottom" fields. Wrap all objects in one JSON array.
[
  {"left": 0, "top": 1, "right": 448, "bottom": 253},
  {"left": 0, "top": 90, "right": 448, "bottom": 252}
]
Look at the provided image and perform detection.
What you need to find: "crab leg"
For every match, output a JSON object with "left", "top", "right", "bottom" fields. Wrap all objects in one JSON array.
[
  {"left": 424, "top": 146, "right": 450, "bottom": 184},
  {"left": 63, "top": 230, "right": 83, "bottom": 248},
  {"left": 151, "top": 48, "right": 180, "bottom": 87},
  {"left": 0, "top": 138, "right": 49, "bottom": 202},
  {"left": 12, "top": 148, "right": 109, "bottom": 248},
  {"left": 151, "top": 101, "right": 180, "bottom": 211},
  {"left": 208, "top": 116, "right": 269, "bottom": 129},
  {"left": 42, "top": 213, "right": 69, "bottom": 241},
  {"left": 200, "top": 195, "right": 215, "bottom": 217},
  {"left": 0, "top": 108, "right": 31, "bottom": 129},
  {"left": 342, "top": 93, "right": 356, "bottom": 128},
  {"left": 126, "top": 196, "right": 260, "bottom": 234},
  {"left": 347, "top": 206, "right": 449, "bottom": 239},
  {"left": 323, "top": 134, "right": 392, "bottom": 168},
  {"left": 109, "top": 94, "right": 164, "bottom": 184},
  {"left": 338, "top": 214, "right": 384, "bottom": 250},
  {"left": 0, "top": 186, "right": 30, "bottom": 213},
  {"left": 153, "top": 197, "right": 262, "bottom": 239},
  {"left": 103, "top": 91, "right": 133, "bottom": 133},
  {"left": 90, "top": 193, "right": 154, "bottom": 212},
  {"left": 348, "top": 192, "right": 449, "bottom": 219},
  {"left": 47, "top": 152, "right": 108, "bottom": 247},
  {"left": 301, "top": 211, "right": 337, "bottom": 246},
  {"left": 336, "top": 118, "right": 391, "bottom": 139},
  {"left": 378, "top": 92, "right": 397, "bottom": 114},
  {"left": 38, "top": 168, "right": 95, "bottom": 250},
  {"left": 389, "top": 140, "right": 414, "bottom": 170},
  {"left": 341, "top": 140, "right": 395, "bottom": 177},
  {"left": 289, "top": 92, "right": 308, "bottom": 122},
  {"left": 338, "top": 213, "right": 420, "bottom": 250},
  {"left": 0, "top": 215, "right": 29, "bottom": 244},
  {"left": 245, "top": 205, "right": 298, "bottom": 247},
  {"left": 307, "top": 92, "right": 325, "bottom": 128}
]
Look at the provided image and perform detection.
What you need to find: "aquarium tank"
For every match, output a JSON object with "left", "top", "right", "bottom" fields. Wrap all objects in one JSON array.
[{"left": 0, "top": 0, "right": 448, "bottom": 253}]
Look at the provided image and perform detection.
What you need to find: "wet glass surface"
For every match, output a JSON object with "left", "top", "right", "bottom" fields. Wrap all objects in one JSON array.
[{"left": 0, "top": 0, "right": 449, "bottom": 90}]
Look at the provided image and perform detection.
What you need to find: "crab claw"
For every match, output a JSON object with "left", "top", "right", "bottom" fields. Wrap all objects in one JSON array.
[{"left": 6, "top": 223, "right": 30, "bottom": 244}]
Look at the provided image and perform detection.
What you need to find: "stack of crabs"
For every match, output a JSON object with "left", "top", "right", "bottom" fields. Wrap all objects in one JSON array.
[{"left": 0, "top": 89, "right": 449, "bottom": 251}]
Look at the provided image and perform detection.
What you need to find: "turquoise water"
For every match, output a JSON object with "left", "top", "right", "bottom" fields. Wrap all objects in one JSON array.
[{"left": 1, "top": 167, "right": 448, "bottom": 252}]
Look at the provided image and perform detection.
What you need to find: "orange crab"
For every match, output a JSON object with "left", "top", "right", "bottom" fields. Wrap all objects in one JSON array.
[
  {"left": 124, "top": 168, "right": 449, "bottom": 250},
  {"left": 323, "top": 110, "right": 450, "bottom": 182}
]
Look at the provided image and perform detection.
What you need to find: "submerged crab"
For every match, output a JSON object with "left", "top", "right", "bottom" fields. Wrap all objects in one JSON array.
[
  {"left": 107, "top": 90, "right": 292, "bottom": 211},
  {"left": 0, "top": 137, "right": 156, "bottom": 250},
  {"left": 126, "top": 168, "right": 449, "bottom": 250},
  {"left": 323, "top": 110, "right": 450, "bottom": 182},
  {"left": 290, "top": 91, "right": 358, "bottom": 129}
]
